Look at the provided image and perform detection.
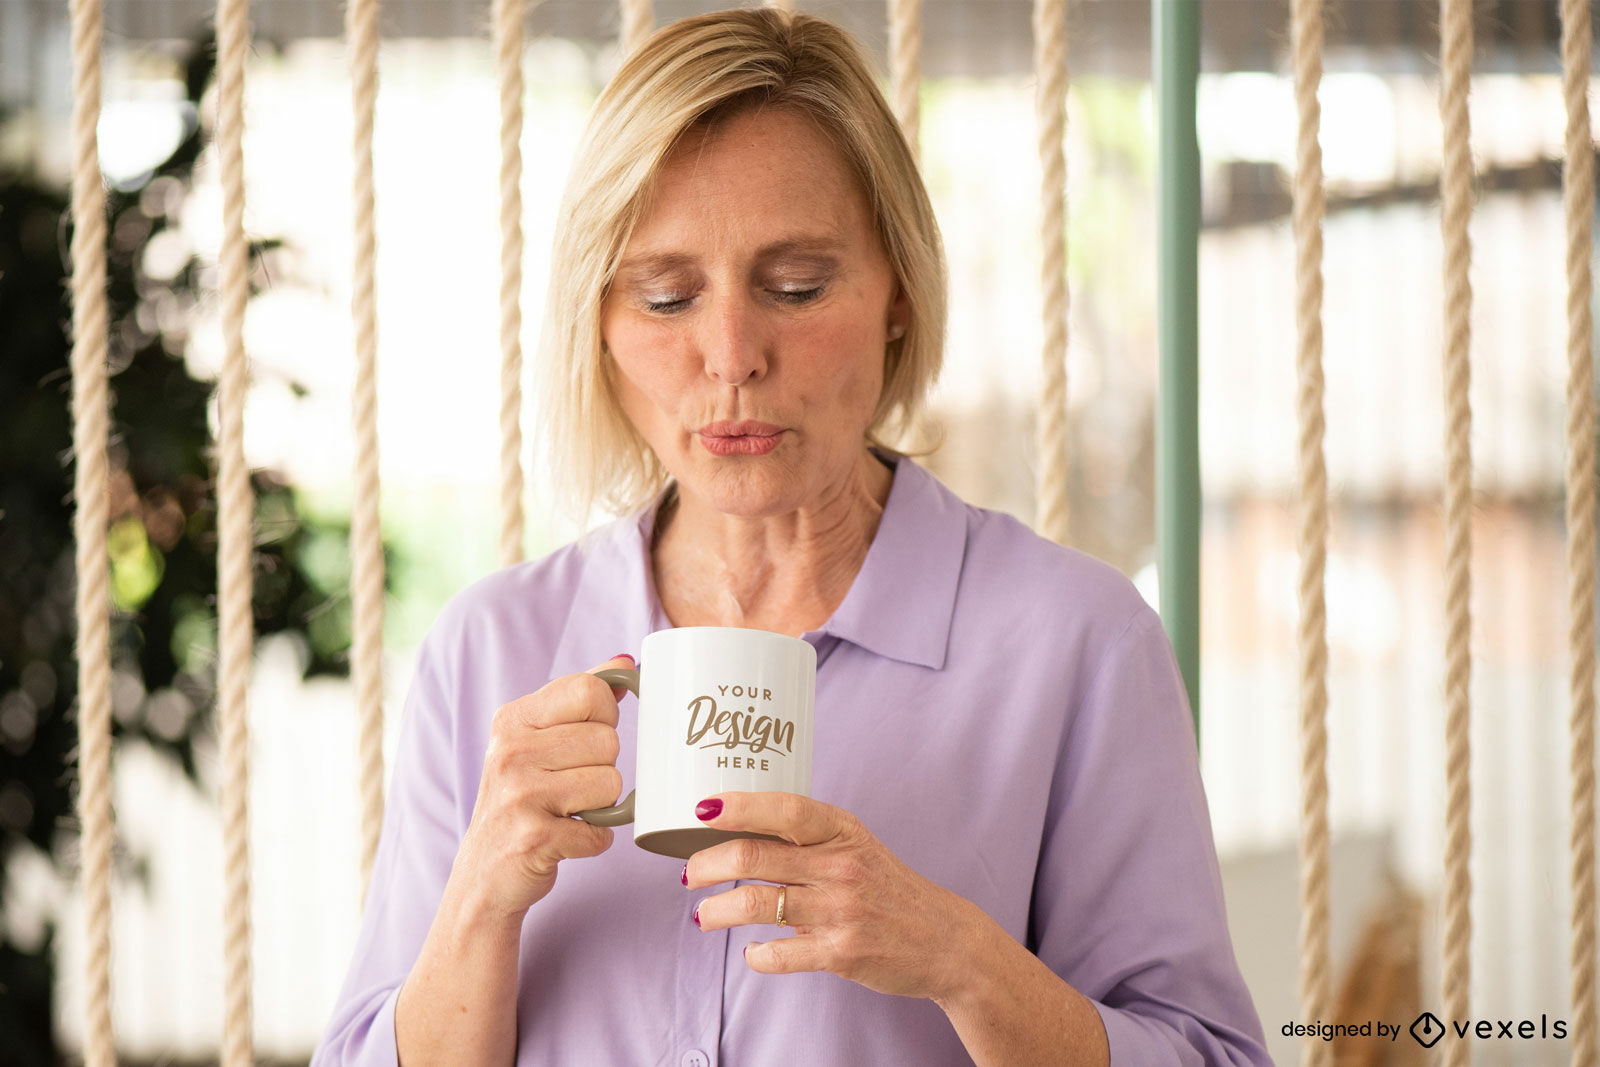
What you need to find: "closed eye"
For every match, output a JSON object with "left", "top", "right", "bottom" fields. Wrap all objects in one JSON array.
[
  {"left": 772, "top": 286, "right": 825, "bottom": 306},
  {"left": 644, "top": 296, "right": 693, "bottom": 314},
  {"left": 643, "top": 287, "right": 825, "bottom": 313}
]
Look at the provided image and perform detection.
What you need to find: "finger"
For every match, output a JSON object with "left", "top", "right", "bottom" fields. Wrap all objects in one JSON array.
[
  {"left": 685, "top": 834, "right": 810, "bottom": 891},
  {"left": 531, "top": 764, "right": 625, "bottom": 819},
  {"left": 498, "top": 668, "right": 626, "bottom": 732},
  {"left": 692, "top": 791, "right": 853, "bottom": 849},
  {"left": 744, "top": 935, "right": 821, "bottom": 976},
  {"left": 693, "top": 881, "right": 803, "bottom": 933},
  {"left": 528, "top": 721, "right": 621, "bottom": 772},
  {"left": 541, "top": 818, "right": 616, "bottom": 863},
  {"left": 586, "top": 653, "right": 637, "bottom": 700}
]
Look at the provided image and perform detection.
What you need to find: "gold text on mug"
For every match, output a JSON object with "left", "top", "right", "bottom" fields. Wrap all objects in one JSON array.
[{"left": 685, "top": 693, "right": 797, "bottom": 756}]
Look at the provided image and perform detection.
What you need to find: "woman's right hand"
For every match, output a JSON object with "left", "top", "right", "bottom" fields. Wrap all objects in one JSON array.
[{"left": 450, "top": 654, "right": 634, "bottom": 920}]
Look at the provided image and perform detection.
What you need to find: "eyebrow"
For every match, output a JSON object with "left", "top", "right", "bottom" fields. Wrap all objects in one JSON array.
[{"left": 615, "top": 236, "right": 847, "bottom": 277}]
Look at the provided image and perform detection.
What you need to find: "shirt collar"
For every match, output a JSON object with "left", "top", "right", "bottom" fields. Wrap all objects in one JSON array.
[
  {"left": 561, "top": 454, "right": 967, "bottom": 671},
  {"left": 550, "top": 505, "right": 667, "bottom": 672},
  {"left": 803, "top": 455, "right": 964, "bottom": 670}
]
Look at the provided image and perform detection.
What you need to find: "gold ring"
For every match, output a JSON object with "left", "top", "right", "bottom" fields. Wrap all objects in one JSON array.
[{"left": 775, "top": 884, "right": 788, "bottom": 927}]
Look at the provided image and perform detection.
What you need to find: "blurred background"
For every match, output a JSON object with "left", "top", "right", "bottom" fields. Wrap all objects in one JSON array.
[{"left": 0, "top": 0, "right": 1591, "bottom": 1063}]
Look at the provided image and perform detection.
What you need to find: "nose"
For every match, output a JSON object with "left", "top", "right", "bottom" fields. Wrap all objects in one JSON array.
[{"left": 696, "top": 293, "right": 768, "bottom": 386}]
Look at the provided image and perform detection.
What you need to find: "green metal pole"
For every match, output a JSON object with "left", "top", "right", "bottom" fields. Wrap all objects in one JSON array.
[{"left": 1154, "top": 0, "right": 1202, "bottom": 734}]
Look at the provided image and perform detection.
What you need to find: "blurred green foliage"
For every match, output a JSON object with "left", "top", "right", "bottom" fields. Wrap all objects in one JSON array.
[{"left": 0, "top": 36, "right": 393, "bottom": 1064}]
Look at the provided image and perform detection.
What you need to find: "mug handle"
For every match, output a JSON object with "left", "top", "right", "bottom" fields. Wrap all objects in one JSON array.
[{"left": 573, "top": 666, "right": 640, "bottom": 827}]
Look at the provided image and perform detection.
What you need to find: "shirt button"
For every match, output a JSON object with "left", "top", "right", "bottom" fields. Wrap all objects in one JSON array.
[{"left": 681, "top": 1052, "right": 710, "bottom": 1067}]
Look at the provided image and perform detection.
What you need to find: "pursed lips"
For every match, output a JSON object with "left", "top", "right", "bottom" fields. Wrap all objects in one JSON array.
[{"left": 697, "top": 420, "right": 785, "bottom": 456}]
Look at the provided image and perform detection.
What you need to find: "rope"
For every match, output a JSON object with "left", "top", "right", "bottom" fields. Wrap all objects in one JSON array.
[
  {"left": 888, "top": 0, "right": 922, "bottom": 158},
  {"left": 493, "top": 0, "right": 525, "bottom": 567},
  {"left": 1561, "top": 0, "right": 1598, "bottom": 1060},
  {"left": 346, "top": 0, "right": 386, "bottom": 904},
  {"left": 214, "top": 0, "right": 255, "bottom": 1061},
  {"left": 1032, "top": 0, "right": 1069, "bottom": 544},
  {"left": 1289, "top": 0, "right": 1330, "bottom": 1063},
  {"left": 67, "top": 0, "right": 114, "bottom": 1061},
  {"left": 1438, "top": 0, "right": 1475, "bottom": 1060},
  {"left": 620, "top": 0, "right": 654, "bottom": 58}
]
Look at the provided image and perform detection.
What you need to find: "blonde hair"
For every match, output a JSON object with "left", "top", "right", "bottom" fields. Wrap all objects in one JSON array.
[{"left": 537, "top": 6, "right": 947, "bottom": 519}]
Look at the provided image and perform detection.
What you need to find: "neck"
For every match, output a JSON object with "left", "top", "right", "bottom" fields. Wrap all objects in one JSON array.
[{"left": 651, "top": 450, "right": 894, "bottom": 636}]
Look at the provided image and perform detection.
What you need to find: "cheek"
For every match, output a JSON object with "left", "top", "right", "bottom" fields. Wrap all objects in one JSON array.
[
  {"left": 605, "top": 318, "right": 676, "bottom": 391},
  {"left": 791, "top": 323, "right": 885, "bottom": 427},
  {"left": 600, "top": 321, "right": 673, "bottom": 436},
  {"left": 613, "top": 360, "right": 681, "bottom": 444},
  {"left": 817, "top": 317, "right": 885, "bottom": 388}
]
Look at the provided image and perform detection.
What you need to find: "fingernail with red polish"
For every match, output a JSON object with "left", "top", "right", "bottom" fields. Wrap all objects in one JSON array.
[
  {"left": 692, "top": 904, "right": 701, "bottom": 928},
  {"left": 613, "top": 652, "right": 636, "bottom": 666},
  {"left": 681, "top": 864, "right": 688, "bottom": 887},
  {"left": 696, "top": 798, "right": 723, "bottom": 821}
]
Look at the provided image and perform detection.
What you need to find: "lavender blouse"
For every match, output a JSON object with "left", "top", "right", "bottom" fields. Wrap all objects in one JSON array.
[{"left": 313, "top": 456, "right": 1271, "bottom": 1066}]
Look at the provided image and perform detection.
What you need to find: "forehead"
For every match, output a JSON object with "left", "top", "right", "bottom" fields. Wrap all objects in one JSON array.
[{"left": 624, "top": 108, "right": 873, "bottom": 258}]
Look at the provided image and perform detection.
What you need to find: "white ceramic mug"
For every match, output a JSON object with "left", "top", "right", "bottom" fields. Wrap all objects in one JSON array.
[{"left": 575, "top": 626, "right": 816, "bottom": 859}]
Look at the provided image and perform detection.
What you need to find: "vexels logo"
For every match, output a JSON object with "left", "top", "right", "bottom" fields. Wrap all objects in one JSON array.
[
  {"left": 1410, "top": 1012, "right": 1445, "bottom": 1048},
  {"left": 1409, "top": 1011, "right": 1568, "bottom": 1047}
]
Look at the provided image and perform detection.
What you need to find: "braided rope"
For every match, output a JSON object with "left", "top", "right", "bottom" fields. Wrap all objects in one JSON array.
[
  {"left": 67, "top": 0, "right": 114, "bottom": 1061},
  {"left": 493, "top": 0, "right": 526, "bottom": 568},
  {"left": 214, "top": 0, "right": 255, "bottom": 1061},
  {"left": 1032, "top": 0, "right": 1069, "bottom": 544},
  {"left": 346, "top": 0, "right": 386, "bottom": 903},
  {"left": 1289, "top": 0, "right": 1330, "bottom": 1063},
  {"left": 1561, "top": 0, "right": 1598, "bottom": 1062},
  {"left": 888, "top": 0, "right": 922, "bottom": 158},
  {"left": 1438, "top": 2, "right": 1475, "bottom": 1061},
  {"left": 620, "top": 0, "right": 654, "bottom": 58}
]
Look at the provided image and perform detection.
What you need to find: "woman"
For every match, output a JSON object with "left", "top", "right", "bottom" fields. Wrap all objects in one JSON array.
[{"left": 314, "top": 9, "right": 1271, "bottom": 1065}]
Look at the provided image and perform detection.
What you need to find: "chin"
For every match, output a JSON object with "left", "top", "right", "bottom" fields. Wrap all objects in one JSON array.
[{"left": 685, "top": 456, "right": 808, "bottom": 518}]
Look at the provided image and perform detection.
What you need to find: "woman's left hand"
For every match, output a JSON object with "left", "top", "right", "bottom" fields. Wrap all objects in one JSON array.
[{"left": 685, "top": 791, "right": 988, "bottom": 1002}]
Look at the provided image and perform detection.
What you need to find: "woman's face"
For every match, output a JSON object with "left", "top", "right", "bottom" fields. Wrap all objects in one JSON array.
[{"left": 600, "top": 107, "right": 909, "bottom": 519}]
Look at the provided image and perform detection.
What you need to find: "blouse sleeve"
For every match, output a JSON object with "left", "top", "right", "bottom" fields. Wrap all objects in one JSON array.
[
  {"left": 1032, "top": 608, "right": 1273, "bottom": 1067},
  {"left": 311, "top": 628, "right": 465, "bottom": 1067}
]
